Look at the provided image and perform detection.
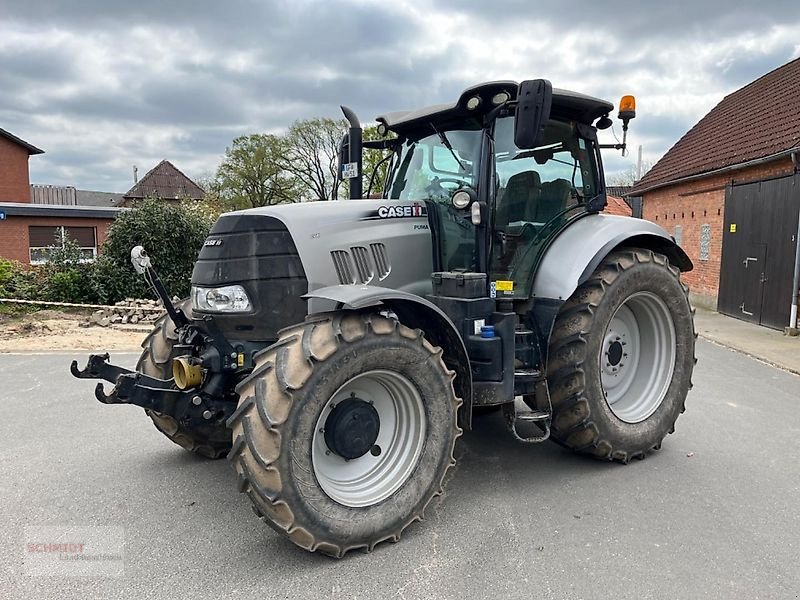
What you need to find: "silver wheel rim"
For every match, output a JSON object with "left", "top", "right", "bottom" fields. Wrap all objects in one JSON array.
[
  {"left": 312, "top": 370, "right": 426, "bottom": 508},
  {"left": 600, "top": 292, "right": 676, "bottom": 423}
]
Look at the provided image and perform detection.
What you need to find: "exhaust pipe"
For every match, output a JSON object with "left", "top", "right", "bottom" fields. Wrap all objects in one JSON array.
[{"left": 340, "top": 106, "right": 362, "bottom": 199}]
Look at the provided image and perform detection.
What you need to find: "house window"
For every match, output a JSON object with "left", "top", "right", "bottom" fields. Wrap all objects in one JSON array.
[{"left": 29, "top": 226, "right": 97, "bottom": 264}]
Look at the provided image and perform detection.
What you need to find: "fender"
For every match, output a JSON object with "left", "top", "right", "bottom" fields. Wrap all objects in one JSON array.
[
  {"left": 532, "top": 213, "right": 692, "bottom": 302},
  {"left": 304, "top": 285, "right": 474, "bottom": 429}
]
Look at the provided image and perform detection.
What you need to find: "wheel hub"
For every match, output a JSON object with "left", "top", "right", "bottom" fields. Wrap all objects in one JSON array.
[
  {"left": 607, "top": 340, "right": 624, "bottom": 366},
  {"left": 600, "top": 292, "right": 676, "bottom": 423},
  {"left": 323, "top": 398, "right": 380, "bottom": 460}
]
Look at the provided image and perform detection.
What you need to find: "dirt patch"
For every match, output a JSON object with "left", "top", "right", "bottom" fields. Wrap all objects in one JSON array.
[{"left": 0, "top": 309, "right": 146, "bottom": 353}]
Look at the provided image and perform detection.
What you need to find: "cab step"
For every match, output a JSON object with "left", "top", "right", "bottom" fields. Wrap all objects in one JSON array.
[
  {"left": 502, "top": 402, "right": 551, "bottom": 444},
  {"left": 513, "top": 368, "right": 544, "bottom": 381}
]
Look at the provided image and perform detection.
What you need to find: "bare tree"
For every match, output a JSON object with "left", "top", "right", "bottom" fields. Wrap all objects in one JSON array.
[
  {"left": 606, "top": 160, "right": 655, "bottom": 187},
  {"left": 283, "top": 118, "right": 347, "bottom": 201}
]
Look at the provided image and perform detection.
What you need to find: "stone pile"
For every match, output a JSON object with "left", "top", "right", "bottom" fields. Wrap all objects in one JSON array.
[{"left": 88, "top": 298, "right": 176, "bottom": 328}]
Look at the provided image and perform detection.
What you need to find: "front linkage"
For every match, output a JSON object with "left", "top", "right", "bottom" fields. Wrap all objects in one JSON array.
[
  {"left": 70, "top": 353, "right": 235, "bottom": 427},
  {"left": 70, "top": 246, "right": 247, "bottom": 429}
]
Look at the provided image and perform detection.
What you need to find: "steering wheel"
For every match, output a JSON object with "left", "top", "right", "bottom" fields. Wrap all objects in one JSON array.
[{"left": 425, "top": 177, "right": 467, "bottom": 195}]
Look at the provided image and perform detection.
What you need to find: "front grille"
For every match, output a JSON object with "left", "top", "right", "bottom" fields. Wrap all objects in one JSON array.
[
  {"left": 191, "top": 213, "right": 308, "bottom": 342},
  {"left": 370, "top": 243, "right": 390, "bottom": 280},
  {"left": 331, "top": 245, "right": 390, "bottom": 285},
  {"left": 351, "top": 246, "right": 373, "bottom": 284},
  {"left": 331, "top": 250, "right": 356, "bottom": 284}
]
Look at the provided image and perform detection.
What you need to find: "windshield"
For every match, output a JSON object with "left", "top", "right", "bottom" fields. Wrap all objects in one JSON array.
[
  {"left": 385, "top": 125, "right": 483, "bottom": 272},
  {"left": 386, "top": 125, "right": 482, "bottom": 202}
]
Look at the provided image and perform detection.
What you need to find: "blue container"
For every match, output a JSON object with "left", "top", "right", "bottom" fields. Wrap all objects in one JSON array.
[{"left": 480, "top": 325, "right": 495, "bottom": 339}]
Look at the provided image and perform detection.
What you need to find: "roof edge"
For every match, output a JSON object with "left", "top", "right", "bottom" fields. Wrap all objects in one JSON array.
[
  {"left": 629, "top": 147, "right": 800, "bottom": 196},
  {"left": 0, "top": 202, "right": 124, "bottom": 218},
  {"left": 0, "top": 127, "right": 44, "bottom": 155}
]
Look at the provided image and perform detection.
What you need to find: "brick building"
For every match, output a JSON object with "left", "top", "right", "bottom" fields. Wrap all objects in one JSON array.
[
  {"left": 1, "top": 131, "right": 204, "bottom": 266},
  {"left": 604, "top": 195, "right": 633, "bottom": 217},
  {"left": 0, "top": 128, "right": 121, "bottom": 265},
  {"left": 631, "top": 58, "right": 800, "bottom": 330}
]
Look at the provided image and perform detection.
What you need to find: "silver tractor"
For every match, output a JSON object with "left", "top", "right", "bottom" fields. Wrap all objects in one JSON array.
[{"left": 73, "top": 79, "right": 695, "bottom": 557}]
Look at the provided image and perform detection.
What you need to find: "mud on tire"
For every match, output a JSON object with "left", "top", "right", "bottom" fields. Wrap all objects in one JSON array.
[
  {"left": 227, "top": 312, "right": 462, "bottom": 557},
  {"left": 541, "top": 248, "right": 696, "bottom": 463},
  {"left": 137, "top": 303, "right": 231, "bottom": 459}
]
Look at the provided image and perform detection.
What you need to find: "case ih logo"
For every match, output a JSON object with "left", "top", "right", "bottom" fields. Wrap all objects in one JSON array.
[{"left": 377, "top": 203, "right": 424, "bottom": 219}]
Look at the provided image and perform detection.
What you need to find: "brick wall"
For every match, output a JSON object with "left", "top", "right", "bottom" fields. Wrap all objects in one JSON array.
[
  {"left": 0, "top": 216, "right": 113, "bottom": 264},
  {"left": 0, "top": 137, "right": 32, "bottom": 203},
  {"left": 642, "top": 158, "right": 796, "bottom": 303}
]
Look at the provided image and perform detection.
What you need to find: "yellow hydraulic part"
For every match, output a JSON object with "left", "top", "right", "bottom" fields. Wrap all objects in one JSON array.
[{"left": 173, "top": 356, "right": 202, "bottom": 390}]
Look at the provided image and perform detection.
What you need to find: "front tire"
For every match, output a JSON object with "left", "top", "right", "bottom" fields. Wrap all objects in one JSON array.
[
  {"left": 227, "top": 312, "right": 461, "bottom": 557},
  {"left": 542, "top": 248, "right": 695, "bottom": 462},
  {"left": 137, "top": 303, "right": 231, "bottom": 459}
]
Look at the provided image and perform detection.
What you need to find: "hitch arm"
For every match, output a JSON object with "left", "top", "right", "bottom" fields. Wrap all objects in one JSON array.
[
  {"left": 70, "top": 353, "right": 133, "bottom": 385},
  {"left": 71, "top": 353, "right": 235, "bottom": 425}
]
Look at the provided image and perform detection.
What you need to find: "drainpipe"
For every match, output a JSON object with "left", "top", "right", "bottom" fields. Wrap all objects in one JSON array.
[{"left": 790, "top": 151, "right": 800, "bottom": 332}]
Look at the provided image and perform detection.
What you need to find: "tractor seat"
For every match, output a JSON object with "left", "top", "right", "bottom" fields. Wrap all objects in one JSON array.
[
  {"left": 496, "top": 171, "right": 542, "bottom": 230},
  {"left": 536, "top": 179, "right": 573, "bottom": 223}
]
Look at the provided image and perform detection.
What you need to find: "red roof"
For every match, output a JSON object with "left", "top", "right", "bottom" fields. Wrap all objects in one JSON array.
[
  {"left": 604, "top": 195, "right": 632, "bottom": 217},
  {"left": 631, "top": 57, "right": 800, "bottom": 195},
  {"left": 124, "top": 160, "right": 204, "bottom": 201}
]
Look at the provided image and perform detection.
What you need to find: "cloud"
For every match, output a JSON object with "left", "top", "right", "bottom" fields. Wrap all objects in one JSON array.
[{"left": 0, "top": 0, "right": 798, "bottom": 190}]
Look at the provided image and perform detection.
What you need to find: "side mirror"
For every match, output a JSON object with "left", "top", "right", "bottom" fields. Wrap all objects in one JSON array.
[{"left": 514, "top": 79, "right": 552, "bottom": 149}]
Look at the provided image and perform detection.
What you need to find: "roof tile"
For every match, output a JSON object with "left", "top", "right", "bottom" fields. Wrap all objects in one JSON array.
[{"left": 124, "top": 160, "right": 205, "bottom": 200}]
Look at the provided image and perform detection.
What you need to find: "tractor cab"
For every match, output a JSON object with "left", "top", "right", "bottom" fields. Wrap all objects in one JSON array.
[{"left": 375, "top": 80, "right": 613, "bottom": 301}]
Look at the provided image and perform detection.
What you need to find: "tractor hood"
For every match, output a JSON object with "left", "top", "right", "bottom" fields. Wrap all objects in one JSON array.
[{"left": 192, "top": 199, "right": 434, "bottom": 340}]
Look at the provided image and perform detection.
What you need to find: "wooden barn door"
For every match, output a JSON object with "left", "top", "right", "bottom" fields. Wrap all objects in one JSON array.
[{"left": 718, "top": 173, "right": 800, "bottom": 329}]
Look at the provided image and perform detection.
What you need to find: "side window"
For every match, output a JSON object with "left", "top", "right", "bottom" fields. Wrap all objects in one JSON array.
[
  {"left": 490, "top": 116, "right": 599, "bottom": 298},
  {"left": 494, "top": 117, "right": 596, "bottom": 228}
]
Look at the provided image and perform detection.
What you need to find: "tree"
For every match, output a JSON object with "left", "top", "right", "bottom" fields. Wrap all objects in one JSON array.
[
  {"left": 215, "top": 134, "right": 299, "bottom": 209},
  {"left": 606, "top": 160, "right": 655, "bottom": 187},
  {"left": 283, "top": 118, "right": 346, "bottom": 201},
  {"left": 361, "top": 125, "right": 396, "bottom": 198}
]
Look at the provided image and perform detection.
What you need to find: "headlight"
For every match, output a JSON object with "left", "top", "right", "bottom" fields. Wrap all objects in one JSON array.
[{"left": 192, "top": 285, "right": 251, "bottom": 313}]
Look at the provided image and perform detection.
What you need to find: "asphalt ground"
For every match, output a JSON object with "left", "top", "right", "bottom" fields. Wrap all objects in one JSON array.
[{"left": 1, "top": 340, "right": 798, "bottom": 599}]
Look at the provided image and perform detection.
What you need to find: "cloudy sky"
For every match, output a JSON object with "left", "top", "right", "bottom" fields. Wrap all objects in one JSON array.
[{"left": 1, "top": 0, "right": 799, "bottom": 193}]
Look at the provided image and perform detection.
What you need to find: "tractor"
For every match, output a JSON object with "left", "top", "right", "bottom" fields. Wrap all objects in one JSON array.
[{"left": 72, "top": 79, "right": 695, "bottom": 557}]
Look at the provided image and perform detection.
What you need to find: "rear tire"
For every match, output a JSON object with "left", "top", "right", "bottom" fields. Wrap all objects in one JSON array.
[
  {"left": 137, "top": 303, "right": 231, "bottom": 459},
  {"left": 541, "top": 248, "right": 695, "bottom": 462},
  {"left": 227, "top": 312, "right": 461, "bottom": 557}
]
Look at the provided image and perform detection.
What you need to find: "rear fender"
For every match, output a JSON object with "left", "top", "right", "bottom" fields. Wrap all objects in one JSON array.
[
  {"left": 532, "top": 213, "right": 692, "bottom": 302},
  {"left": 530, "top": 214, "right": 692, "bottom": 364},
  {"left": 304, "top": 286, "right": 473, "bottom": 429}
]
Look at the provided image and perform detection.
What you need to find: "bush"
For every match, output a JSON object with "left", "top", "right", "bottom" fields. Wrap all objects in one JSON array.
[
  {"left": 0, "top": 258, "right": 45, "bottom": 301},
  {"left": 40, "top": 236, "right": 97, "bottom": 303},
  {"left": 91, "top": 199, "right": 213, "bottom": 303}
]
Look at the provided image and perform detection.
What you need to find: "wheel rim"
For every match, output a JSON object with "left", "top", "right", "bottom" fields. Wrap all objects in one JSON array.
[
  {"left": 312, "top": 370, "right": 426, "bottom": 508},
  {"left": 600, "top": 292, "right": 676, "bottom": 423}
]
